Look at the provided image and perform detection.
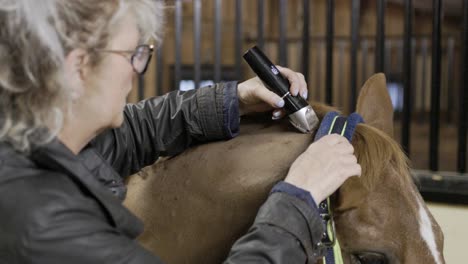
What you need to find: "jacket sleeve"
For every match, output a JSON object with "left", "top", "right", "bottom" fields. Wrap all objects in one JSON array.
[
  {"left": 224, "top": 192, "right": 326, "bottom": 264},
  {"left": 90, "top": 82, "right": 240, "bottom": 178}
]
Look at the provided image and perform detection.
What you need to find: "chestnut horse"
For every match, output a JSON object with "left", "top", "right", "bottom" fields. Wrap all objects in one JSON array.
[{"left": 124, "top": 74, "right": 445, "bottom": 264}]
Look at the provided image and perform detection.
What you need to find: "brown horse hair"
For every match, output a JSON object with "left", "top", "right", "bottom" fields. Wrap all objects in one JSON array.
[{"left": 353, "top": 124, "right": 412, "bottom": 191}]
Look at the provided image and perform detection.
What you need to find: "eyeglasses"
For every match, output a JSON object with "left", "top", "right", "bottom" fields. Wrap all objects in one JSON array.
[{"left": 95, "top": 44, "right": 154, "bottom": 75}]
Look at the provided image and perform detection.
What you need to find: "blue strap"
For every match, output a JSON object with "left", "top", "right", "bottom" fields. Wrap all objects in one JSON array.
[
  {"left": 314, "top": 111, "right": 364, "bottom": 264},
  {"left": 314, "top": 112, "right": 339, "bottom": 141},
  {"left": 343, "top": 112, "right": 364, "bottom": 141},
  {"left": 314, "top": 112, "right": 364, "bottom": 142}
]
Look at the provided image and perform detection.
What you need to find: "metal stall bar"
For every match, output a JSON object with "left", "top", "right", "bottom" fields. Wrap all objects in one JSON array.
[
  {"left": 257, "top": 0, "right": 265, "bottom": 50},
  {"left": 338, "top": 41, "right": 345, "bottom": 107},
  {"left": 411, "top": 38, "right": 416, "bottom": 114},
  {"left": 459, "top": 0, "right": 468, "bottom": 173},
  {"left": 361, "top": 39, "right": 368, "bottom": 86},
  {"left": 214, "top": 0, "right": 222, "bottom": 83},
  {"left": 279, "top": 0, "right": 288, "bottom": 67},
  {"left": 402, "top": 0, "right": 413, "bottom": 155},
  {"left": 315, "top": 43, "right": 323, "bottom": 101},
  {"left": 412, "top": 40, "right": 416, "bottom": 74},
  {"left": 396, "top": 40, "right": 402, "bottom": 78},
  {"left": 420, "top": 38, "right": 428, "bottom": 123},
  {"left": 156, "top": 46, "right": 163, "bottom": 96},
  {"left": 174, "top": 0, "right": 182, "bottom": 90},
  {"left": 350, "top": 0, "right": 360, "bottom": 112},
  {"left": 430, "top": 0, "right": 442, "bottom": 171},
  {"left": 235, "top": 0, "right": 243, "bottom": 79},
  {"left": 302, "top": 0, "right": 311, "bottom": 83},
  {"left": 385, "top": 40, "right": 391, "bottom": 75},
  {"left": 375, "top": 0, "right": 386, "bottom": 73},
  {"left": 194, "top": 0, "right": 201, "bottom": 89},
  {"left": 446, "top": 37, "right": 454, "bottom": 124},
  {"left": 325, "top": 0, "right": 334, "bottom": 105}
]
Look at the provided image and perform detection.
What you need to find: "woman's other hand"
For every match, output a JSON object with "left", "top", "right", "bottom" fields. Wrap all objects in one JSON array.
[
  {"left": 285, "top": 134, "right": 362, "bottom": 205},
  {"left": 237, "top": 66, "right": 308, "bottom": 119}
]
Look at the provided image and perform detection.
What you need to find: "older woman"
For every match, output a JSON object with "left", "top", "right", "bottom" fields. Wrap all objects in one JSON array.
[{"left": 0, "top": 0, "right": 360, "bottom": 263}]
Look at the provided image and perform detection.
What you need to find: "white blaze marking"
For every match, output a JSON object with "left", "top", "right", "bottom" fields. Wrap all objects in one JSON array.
[{"left": 417, "top": 199, "right": 442, "bottom": 264}]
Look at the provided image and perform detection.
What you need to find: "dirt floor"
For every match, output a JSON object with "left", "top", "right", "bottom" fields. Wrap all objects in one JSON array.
[{"left": 393, "top": 120, "right": 467, "bottom": 173}]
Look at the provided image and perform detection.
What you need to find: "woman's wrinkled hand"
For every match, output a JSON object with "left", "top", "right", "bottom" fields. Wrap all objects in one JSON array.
[
  {"left": 237, "top": 66, "right": 308, "bottom": 119},
  {"left": 284, "top": 134, "right": 362, "bottom": 205}
]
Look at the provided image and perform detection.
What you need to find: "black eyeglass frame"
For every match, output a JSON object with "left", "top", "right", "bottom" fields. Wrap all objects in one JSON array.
[{"left": 95, "top": 44, "right": 154, "bottom": 75}]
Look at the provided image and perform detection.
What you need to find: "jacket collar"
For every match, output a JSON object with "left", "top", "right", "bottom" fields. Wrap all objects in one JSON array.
[{"left": 29, "top": 138, "right": 143, "bottom": 238}]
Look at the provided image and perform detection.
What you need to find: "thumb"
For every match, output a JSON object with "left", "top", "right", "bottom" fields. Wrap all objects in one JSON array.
[{"left": 254, "top": 87, "right": 285, "bottom": 108}]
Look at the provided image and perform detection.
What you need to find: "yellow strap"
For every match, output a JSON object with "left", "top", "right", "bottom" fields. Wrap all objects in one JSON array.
[{"left": 322, "top": 117, "right": 346, "bottom": 264}]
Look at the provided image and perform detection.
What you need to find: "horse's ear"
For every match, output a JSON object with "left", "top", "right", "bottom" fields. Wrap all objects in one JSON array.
[{"left": 356, "top": 73, "right": 394, "bottom": 137}]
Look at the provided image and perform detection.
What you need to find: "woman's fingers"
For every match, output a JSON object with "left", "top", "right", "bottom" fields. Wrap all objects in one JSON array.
[
  {"left": 314, "top": 135, "right": 355, "bottom": 156},
  {"left": 319, "top": 134, "right": 349, "bottom": 147},
  {"left": 296, "top": 72, "right": 308, "bottom": 99},
  {"left": 346, "top": 163, "right": 362, "bottom": 177},
  {"left": 285, "top": 133, "right": 361, "bottom": 203},
  {"left": 272, "top": 109, "right": 286, "bottom": 120},
  {"left": 341, "top": 154, "right": 358, "bottom": 165},
  {"left": 238, "top": 66, "right": 308, "bottom": 116},
  {"left": 336, "top": 142, "right": 355, "bottom": 155},
  {"left": 253, "top": 86, "right": 285, "bottom": 108},
  {"left": 276, "top": 65, "right": 308, "bottom": 99}
]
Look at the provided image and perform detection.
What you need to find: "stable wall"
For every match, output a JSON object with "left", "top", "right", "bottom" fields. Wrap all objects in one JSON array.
[{"left": 427, "top": 203, "right": 468, "bottom": 264}]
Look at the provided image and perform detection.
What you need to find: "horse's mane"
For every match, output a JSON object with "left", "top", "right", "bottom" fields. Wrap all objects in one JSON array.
[
  {"left": 353, "top": 124, "right": 411, "bottom": 190},
  {"left": 312, "top": 103, "right": 412, "bottom": 191}
]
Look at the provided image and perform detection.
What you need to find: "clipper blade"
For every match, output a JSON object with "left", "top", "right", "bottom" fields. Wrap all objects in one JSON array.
[{"left": 288, "top": 106, "right": 319, "bottom": 134}]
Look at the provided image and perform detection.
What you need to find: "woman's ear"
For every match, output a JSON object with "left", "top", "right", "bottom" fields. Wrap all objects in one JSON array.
[{"left": 64, "top": 48, "right": 89, "bottom": 101}]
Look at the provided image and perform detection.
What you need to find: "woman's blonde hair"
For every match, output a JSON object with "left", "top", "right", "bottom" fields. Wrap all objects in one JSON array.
[{"left": 0, "top": 0, "right": 165, "bottom": 153}]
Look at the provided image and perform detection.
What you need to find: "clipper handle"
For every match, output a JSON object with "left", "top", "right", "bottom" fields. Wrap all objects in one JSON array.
[{"left": 243, "top": 46, "right": 309, "bottom": 114}]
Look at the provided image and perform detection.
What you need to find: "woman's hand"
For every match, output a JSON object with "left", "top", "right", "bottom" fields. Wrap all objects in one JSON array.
[
  {"left": 237, "top": 66, "right": 308, "bottom": 118},
  {"left": 285, "top": 134, "right": 361, "bottom": 205}
]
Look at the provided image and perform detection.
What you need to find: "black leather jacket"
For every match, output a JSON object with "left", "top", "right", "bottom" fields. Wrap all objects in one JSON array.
[{"left": 0, "top": 83, "right": 325, "bottom": 263}]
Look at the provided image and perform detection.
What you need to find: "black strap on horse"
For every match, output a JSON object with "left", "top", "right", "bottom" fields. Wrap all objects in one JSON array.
[{"left": 313, "top": 111, "right": 364, "bottom": 264}]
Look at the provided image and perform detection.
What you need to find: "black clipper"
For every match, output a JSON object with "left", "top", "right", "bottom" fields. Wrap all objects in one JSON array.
[{"left": 243, "top": 46, "right": 319, "bottom": 133}]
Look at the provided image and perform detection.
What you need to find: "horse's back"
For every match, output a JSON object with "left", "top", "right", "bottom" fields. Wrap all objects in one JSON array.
[{"left": 124, "top": 116, "right": 312, "bottom": 263}]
